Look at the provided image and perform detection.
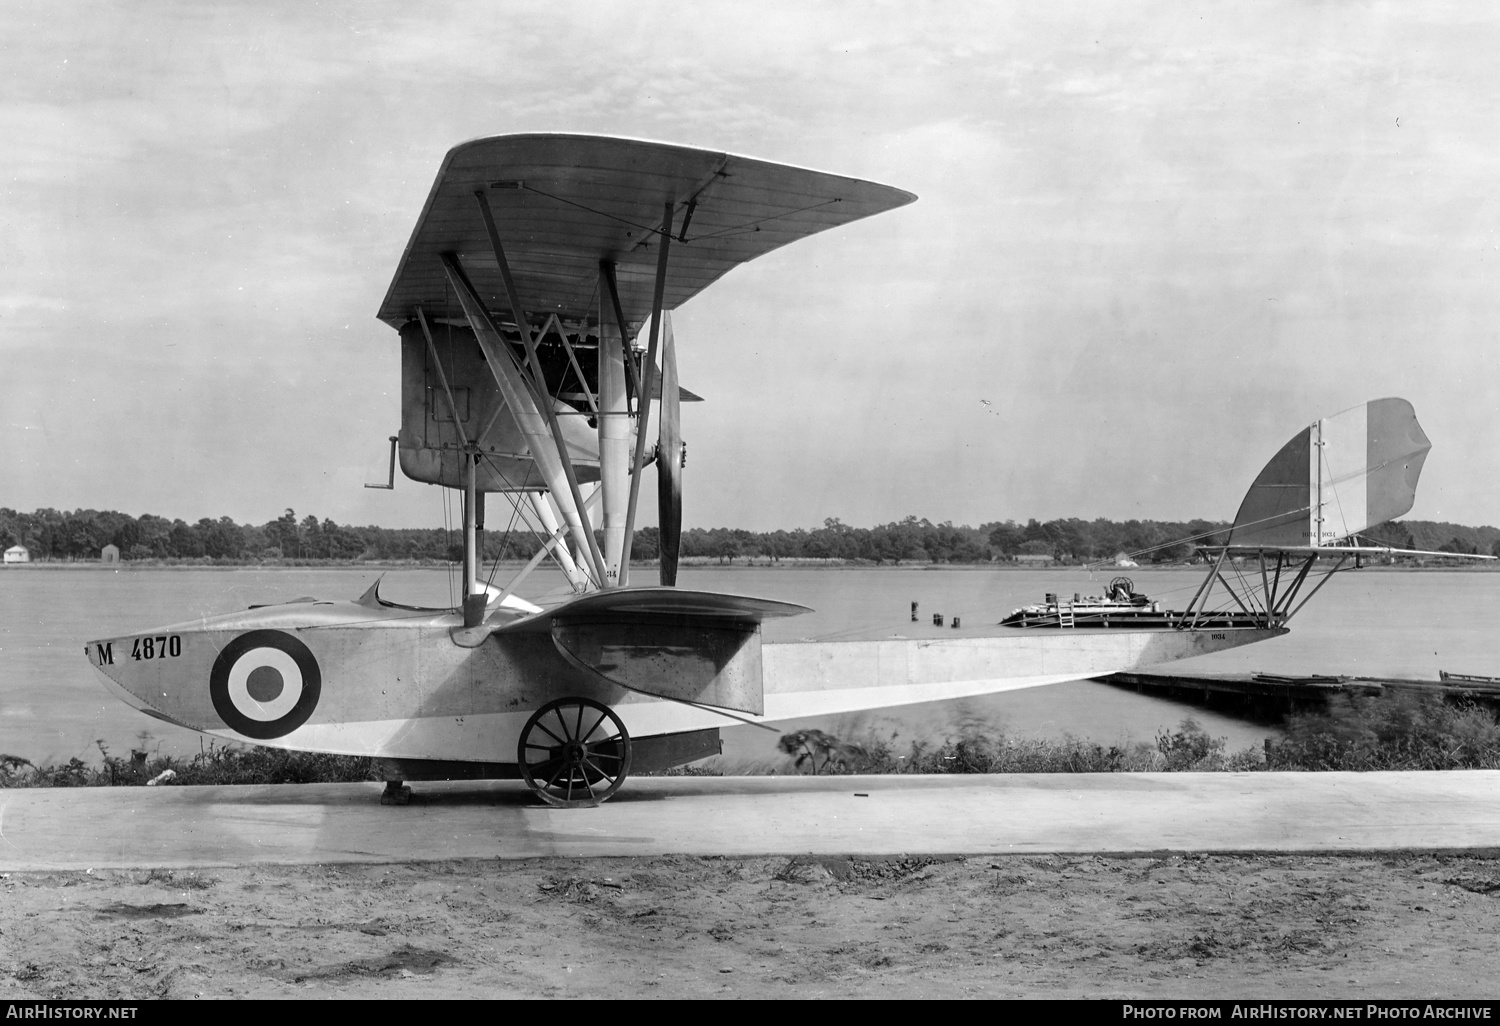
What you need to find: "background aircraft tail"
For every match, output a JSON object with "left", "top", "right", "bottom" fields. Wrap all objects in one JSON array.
[{"left": 1226, "top": 398, "right": 1430, "bottom": 549}]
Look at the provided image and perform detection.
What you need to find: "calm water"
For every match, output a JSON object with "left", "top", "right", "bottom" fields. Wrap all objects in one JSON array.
[{"left": 2, "top": 564, "right": 1496, "bottom": 766}]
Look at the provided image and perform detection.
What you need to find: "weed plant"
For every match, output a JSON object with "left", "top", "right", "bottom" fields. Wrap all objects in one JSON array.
[
  {"left": 5, "top": 692, "right": 1498, "bottom": 785},
  {"left": 0, "top": 741, "right": 374, "bottom": 788},
  {"left": 1264, "top": 692, "right": 1500, "bottom": 770},
  {"left": 765, "top": 717, "right": 1259, "bottom": 775}
]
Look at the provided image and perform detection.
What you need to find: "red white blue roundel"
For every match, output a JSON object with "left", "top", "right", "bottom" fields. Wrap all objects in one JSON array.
[{"left": 209, "top": 630, "right": 321, "bottom": 739}]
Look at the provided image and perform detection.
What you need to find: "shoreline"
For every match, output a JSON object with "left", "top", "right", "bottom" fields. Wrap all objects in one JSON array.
[{"left": 2, "top": 560, "right": 1494, "bottom": 573}]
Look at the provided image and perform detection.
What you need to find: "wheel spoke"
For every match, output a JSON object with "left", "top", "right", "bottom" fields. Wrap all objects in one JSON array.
[
  {"left": 544, "top": 761, "right": 568, "bottom": 791},
  {"left": 583, "top": 756, "right": 613, "bottom": 784},
  {"left": 573, "top": 702, "right": 586, "bottom": 744},
  {"left": 532, "top": 721, "right": 566, "bottom": 746},
  {"left": 554, "top": 707, "right": 573, "bottom": 741},
  {"left": 581, "top": 709, "right": 607, "bottom": 743},
  {"left": 590, "top": 751, "right": 623, "bottom": 764}
]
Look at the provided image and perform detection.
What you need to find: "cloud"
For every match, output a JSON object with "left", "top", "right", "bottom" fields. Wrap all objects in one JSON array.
[
  {"left": 6, "top": 1, "right": 1500, "bottom": 529},
  {"left": 0, "top": 294, "right": 68, "bottom": 316}
]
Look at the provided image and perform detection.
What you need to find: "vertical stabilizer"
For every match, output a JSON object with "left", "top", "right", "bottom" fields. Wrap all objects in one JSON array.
[{"left": 1227, "top": 398, "right": 1430, "bottom": 547}]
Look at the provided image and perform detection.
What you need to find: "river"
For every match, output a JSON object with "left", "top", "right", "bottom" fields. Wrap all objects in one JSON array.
[{"left": 2, "top": 564, "right": 1496, "bottom": 767}]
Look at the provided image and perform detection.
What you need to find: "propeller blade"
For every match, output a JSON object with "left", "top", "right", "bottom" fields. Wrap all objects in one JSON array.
[{"left": 657, "top": 312, "right": 682, "bottom": 587}]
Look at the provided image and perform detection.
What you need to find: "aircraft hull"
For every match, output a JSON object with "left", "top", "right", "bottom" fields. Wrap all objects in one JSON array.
[{"left": 87, "top": 601, "right": 1284, "bottom": 764}]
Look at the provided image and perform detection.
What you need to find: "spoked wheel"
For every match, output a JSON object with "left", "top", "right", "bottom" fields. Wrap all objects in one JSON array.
[{"left": 517, "top": 697, "right": 632, "bottom": 808}]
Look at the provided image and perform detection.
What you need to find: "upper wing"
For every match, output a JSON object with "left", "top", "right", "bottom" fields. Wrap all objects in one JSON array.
[{"left": 377, "top": 134, "right": 916, "bottom": 332}]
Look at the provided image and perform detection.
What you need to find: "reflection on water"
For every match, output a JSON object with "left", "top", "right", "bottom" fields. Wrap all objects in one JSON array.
[{"left": 2, "top": 564, "right": 1497, "bottom": 766}]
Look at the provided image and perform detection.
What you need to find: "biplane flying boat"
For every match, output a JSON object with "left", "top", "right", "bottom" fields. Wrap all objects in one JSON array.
[{"left": 86, "top": 135, "right": 1457, "bottom": 807}]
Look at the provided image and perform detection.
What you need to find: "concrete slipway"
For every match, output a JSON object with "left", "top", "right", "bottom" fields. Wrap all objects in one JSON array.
[{"left": 2, "top": 772, "right": 1499, "bottom": 871}]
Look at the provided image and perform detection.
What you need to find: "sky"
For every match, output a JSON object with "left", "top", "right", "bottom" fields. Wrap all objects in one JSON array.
[{"left": 3, "top": 1, "right": 1498, "bottom": 533}]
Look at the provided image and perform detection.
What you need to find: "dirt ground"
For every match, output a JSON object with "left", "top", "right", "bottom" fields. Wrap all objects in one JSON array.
[{"left": 3, "top": 851, "right": 1500, "bottom": 1000}]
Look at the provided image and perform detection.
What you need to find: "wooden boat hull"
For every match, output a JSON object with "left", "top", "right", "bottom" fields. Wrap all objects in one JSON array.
[{"left": 88, "top": 598, "right": 1285, "bottom": 763}]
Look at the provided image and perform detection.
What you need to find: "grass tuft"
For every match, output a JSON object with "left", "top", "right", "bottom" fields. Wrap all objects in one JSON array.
[
  {"left": 0, "top": 740, "right": 373, "bottom": 789},
  {"left": 5, "top": 691, "right": 1497, "bottom": 786},
  {"left": 1265, "top": 692, "right": 1500, "bottom": 770}
]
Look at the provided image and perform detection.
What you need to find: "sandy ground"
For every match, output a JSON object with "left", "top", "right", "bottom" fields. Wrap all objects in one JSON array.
[{"left": 3, "top": 851, "right": 1500, "bottom": 999}]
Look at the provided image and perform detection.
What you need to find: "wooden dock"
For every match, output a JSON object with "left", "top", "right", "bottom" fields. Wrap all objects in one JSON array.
[{"left": 1100, "top": 670, "right": 1500, "bottom": 716}]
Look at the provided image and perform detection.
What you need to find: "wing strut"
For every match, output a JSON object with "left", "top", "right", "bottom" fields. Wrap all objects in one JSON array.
[
  {"left": 415, "top": 307, "right": 471, "bottom": 449},
  {"left": 536, "top": 312, "right": 598, "bottom": 416},
  {"left": 599, "top": 263, "right": 642, "bottom": 414},
  {"left": 495, "top": 486, "right": 604, "bottom": 601},
  {"left": 470, "top": 190, "right": 612, "bottom": 587},
  {"left": 439, "top": 251, "right": 604, "bottom": 591},
  {"left": 618, "top": 203, "right": 675, "bottom": 586},
  {"left": 416, "top": 305, "right": 487, "bottom": 623},
  {"left": 596, "top": 270, "right": 630, "bottom": 585}
]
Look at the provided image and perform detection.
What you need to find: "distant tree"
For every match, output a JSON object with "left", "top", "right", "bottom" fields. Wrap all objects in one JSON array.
[
  {"left": 987, "top": 521, "right": 1023, "bottom": 557},
  {"left": 168, "top": 519, "right": 204, "bottom": 558},
  {"left": 198, "top": 517, "right": 245, "bottom": 560},
  {"left": 299, "top": 515, "right": 322, "bottom": 557},
  {"left": 320, "top": 518, "right": 365, "bottom": 559},
  {"left": 64, "top": 510, "right": 106, "bottom": 559},
  {"left": 266, "top": 509, "right": 298, "bottom": 557},
  {"left": 134, "top": 515, "right": 172, "bottom": 558},
  {"left": 631, "top": 527, "right": 660, "bottom": 561},
  {"left": 1364, "top": 521, "right": 1414, "bottom": 550}
]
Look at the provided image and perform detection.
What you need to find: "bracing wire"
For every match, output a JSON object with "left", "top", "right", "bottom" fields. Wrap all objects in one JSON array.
[
  {"left": 1319, "top": 440, "right": 1353, "bottom": 545},
  {"left": 1078, "top": 502, "right": 1321, "bottom": 574},
  {"left": 476, "top": 451, "right": 600, "bottom": 593},
  {"left": 440, "top": 482, "right": 457, "bottom": 609},
  {"left": 478, "top": 460, "right": 532, "bottom": 597}
]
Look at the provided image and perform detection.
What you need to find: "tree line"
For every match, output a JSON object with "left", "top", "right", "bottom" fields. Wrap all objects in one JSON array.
[{"left": 2, "top": 507, "right": 1496, "bottom": 566}]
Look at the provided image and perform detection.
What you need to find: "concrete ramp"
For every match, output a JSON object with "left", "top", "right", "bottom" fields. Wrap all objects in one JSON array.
[{"left": 3, "top": 772, "right": 1499, "bottom": 871}]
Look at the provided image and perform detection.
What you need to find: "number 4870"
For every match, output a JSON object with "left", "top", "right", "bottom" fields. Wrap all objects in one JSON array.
[{"left": 131, "top": 635, "right": 181, "bottom": 660}]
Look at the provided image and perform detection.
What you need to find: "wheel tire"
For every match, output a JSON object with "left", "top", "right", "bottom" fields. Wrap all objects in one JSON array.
[{"left": 517, "top": 697, "right": 632, "bottom": 808}]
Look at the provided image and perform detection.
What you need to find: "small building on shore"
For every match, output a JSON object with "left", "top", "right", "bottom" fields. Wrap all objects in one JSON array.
[
  {"left": 101, "top": 544, "right": 120, "bottom": 564},
  {"left": 1014, "top": 552, "right": 1055, "bottom": 566},
  {"left": 4, "top": 545, "right": 30, "bottom": 564}
]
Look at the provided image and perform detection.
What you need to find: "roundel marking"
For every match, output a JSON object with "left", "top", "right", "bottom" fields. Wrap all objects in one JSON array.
[{"left": 209, "top": 630, "right": 321, "bottom": 739}]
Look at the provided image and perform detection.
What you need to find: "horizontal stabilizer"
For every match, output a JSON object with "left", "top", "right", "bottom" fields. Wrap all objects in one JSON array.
[
  {"left": 1228, "top": 398, "right": 1430, "bottom": 548},
  {"left": 1228, "top": 544, "right": 1495, "bottom": 561}
]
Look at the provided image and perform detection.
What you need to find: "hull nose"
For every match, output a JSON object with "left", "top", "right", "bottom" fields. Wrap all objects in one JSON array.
[
  {"left": 86, "top": 638, "right": 129, "bottom": 688},
  {"left": 85, "top": 635, "right": 198, "bottom": 729},
  {"left": 87, "top": 637, "right": 154, "bottom": 714}
]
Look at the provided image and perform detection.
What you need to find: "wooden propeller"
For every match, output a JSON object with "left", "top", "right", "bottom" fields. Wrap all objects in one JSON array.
[{"left": 657, "top": 313, "right": 682, "bottom": 587}]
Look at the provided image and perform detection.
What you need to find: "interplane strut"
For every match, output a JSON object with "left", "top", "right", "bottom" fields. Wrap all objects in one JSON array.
[
  {"left": 472, "top": 191, "right": 610, "bottom": 588},
  {"left": 439, "top": 252, "right": 603, "bottom": 603},
  {"left": 620, "top": 204, "right": 675, "bottom": 586}
]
